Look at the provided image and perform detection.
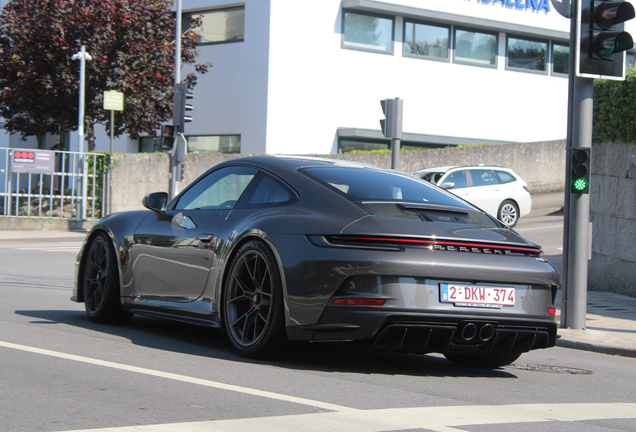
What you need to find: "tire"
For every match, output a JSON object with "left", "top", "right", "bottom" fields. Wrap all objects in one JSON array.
[
  {"left": 444, "top": 352, "right": 522, "bottom": 368},
  {"left": 82, "top": 232, "right": 132, "bottom": 324},
  {"left": 222, "top": 240, "right": 286, "bottom": 358},
  {"left": 498, "top": 200, "right": 519, "bottom": 227}
]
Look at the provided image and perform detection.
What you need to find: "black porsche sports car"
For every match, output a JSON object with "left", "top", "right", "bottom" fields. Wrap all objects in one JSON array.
[{"left": 73, "top": 156, "right": 560, "bottom": 367}]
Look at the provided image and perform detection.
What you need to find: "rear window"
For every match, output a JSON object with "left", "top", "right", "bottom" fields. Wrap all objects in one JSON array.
[{"left": 301, "top": 167, "right": 474, "bottom": 209}]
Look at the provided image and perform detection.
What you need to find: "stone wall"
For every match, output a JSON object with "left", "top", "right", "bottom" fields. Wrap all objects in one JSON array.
[
  {"left": 588, "top": 142, "right": 636, "bottom": 297},
  {"left": 111, "top": 140, "right": 566, "bottom": 213}
]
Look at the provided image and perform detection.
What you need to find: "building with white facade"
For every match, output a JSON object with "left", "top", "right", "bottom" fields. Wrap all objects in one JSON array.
[
  {"left": 3, "top": 0, "right": 636, "bottom": 155},
  {"left": 173, "top": 0, "right": 573, "bottom": 155}
]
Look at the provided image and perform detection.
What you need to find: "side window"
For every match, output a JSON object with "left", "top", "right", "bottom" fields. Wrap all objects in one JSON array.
[
  {"left": 174, "top": 166, "right": 257, "bottom": 210},
  {"left": 422, "top": 172, "right": 444, "bottom": 183},
  {"left": 495, "top": 170, "right": 516, "bottom": 184},
  {"left": 245, "top": 175, "right": 294, "bottom": 207},
  {"left": 444, "top": 170, "right": 468, "bottom": 189},
  {"left": 469, "top": 169, "right": 496, "bottom": 187}
]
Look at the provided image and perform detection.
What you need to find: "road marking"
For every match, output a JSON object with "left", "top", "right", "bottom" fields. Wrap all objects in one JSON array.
[
  {"left": 2, "top": 341, "right": 636, "bottom": 432},
  {"left": 0, "top": 242, "right": 82, "bottom": 253},
  {"left": 58, "top": 403, "right": 636, "bottom": 432},
  {"left": 0, "top": 340, "right": 353, "bottom": 413}
]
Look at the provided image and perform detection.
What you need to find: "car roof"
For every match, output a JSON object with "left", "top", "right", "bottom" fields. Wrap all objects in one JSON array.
[
  {"left": 222, "top": 155, "right": 397, "bottom": 171},
  {"left": 413, "top": 165, "right": 515, "bottom": 174}
]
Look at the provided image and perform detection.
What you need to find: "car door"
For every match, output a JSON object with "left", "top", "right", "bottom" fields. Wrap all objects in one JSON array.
[
  {"left": 441, "top": 169, "right": 471, "bottom": 200},
  {"left": 464, "top": 169, "right": 501, "bottom": 216},
  {"left": 131, "top": 166, "right": 258, "bottom": 301}
]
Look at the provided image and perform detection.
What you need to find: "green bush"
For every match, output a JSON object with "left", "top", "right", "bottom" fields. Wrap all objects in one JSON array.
[{"left": 593, "top": 67, "right": 636, "bottom": 143}]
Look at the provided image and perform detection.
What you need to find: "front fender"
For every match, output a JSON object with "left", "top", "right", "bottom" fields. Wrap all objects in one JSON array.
[{"left": 72, "top": 211, "right": 153, "bottom": 303}]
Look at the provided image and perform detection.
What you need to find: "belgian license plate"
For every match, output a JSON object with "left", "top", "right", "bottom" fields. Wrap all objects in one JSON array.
[{"left": 440, "top": 283, "right": 516, "bottom": 307}]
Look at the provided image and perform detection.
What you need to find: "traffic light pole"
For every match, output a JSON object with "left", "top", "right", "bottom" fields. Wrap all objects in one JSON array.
[
  {"left": 561, "top": 0, "right": 592, "bottom": 329},
  {"left": 562, "top": 75, "right": 593, "bottom": 330},
  {"left": 169, "top": 0, "right": 182, "bottom": 201}
]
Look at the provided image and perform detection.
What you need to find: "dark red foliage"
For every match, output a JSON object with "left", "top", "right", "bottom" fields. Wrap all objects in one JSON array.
[{"left": 0, "top": 0, "right": 211, "bottom": 146}]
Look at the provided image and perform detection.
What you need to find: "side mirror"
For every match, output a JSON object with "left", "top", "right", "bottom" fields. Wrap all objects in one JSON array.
[
  {"left": 440, "top": 182, "right": 455, "bottom": 190},
  {"left": 142, "top": 192, "right": 169, "bottom": 213}
]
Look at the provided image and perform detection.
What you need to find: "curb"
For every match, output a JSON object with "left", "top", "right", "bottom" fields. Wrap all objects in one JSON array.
[
  {"left": 527, "top": 206, "right": 563, "bottom": 218},
  {"left": 556, "top": 338, "right": 636, "bottom": 358},
  {"left": 0, "top": 217, "right": 94, "bottom": 231}
]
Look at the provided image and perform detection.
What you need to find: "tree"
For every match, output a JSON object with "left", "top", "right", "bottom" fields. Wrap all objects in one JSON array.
[
  {"left": 593, "top": 67, "right": 636, "bottom": 144},
  {"left": 0, "top": 0, "right": 211, "bottom": 149}
]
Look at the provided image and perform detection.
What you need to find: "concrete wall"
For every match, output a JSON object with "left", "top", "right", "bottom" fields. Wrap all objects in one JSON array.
[
  {"left": 588, "top": 142, "right": 636, "bottom": 297},
  {"left": 112, "top": 139, "right": 565, "bottom": 212}
]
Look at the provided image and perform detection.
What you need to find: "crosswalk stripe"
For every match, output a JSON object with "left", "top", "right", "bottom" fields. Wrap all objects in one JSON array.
[{"left": 0, "top": 242, "right": 82, "bottom": 252}]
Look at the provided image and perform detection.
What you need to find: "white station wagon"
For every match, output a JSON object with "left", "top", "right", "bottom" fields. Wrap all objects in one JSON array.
[{"left": 413, "top": 165, "right": 532, "bottom": 227}]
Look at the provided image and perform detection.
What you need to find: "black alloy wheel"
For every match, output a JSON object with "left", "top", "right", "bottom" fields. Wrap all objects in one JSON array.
[
  {"left": 83, "top": 232, "right": 132, "bottom": 324},
  {"left": 498, "top": 200, "right": 519, "bottom": 227},
  {"left": 223, "top": 240, "right": 285, "bottom": 358}
]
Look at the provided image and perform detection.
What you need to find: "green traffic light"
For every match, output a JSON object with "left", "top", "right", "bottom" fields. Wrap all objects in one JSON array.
[{"left": 573, "top": 178, "right": 587, "bottom": 191}]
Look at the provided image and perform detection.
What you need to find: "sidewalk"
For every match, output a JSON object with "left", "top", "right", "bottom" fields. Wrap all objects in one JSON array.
[
  {"left": 528, "top": 191, "right": 563, "bottom": 218},
  {"left": 556, "top": 290, "right": 636, "bottom": 358}
]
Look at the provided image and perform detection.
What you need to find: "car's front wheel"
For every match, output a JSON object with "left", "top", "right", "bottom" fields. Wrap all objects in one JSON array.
[
  {"left": 223, "top": 240, "right": 286, "bottom": 358},
  {"left": 498, "top": 200, "right": 519, "bottom": 227},
  {"left": 82, "top": 232, "right": 132, "bottom": 324},
  {"left": 444, "top": 352, "right": 521, "bottom": 368}
]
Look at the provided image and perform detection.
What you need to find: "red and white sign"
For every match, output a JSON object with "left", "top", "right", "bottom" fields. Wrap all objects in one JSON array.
[{"left": 10, "top": 150, "right": 55, "bottom": 174}]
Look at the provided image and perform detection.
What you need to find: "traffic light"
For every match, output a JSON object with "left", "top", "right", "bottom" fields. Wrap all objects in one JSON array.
[
  {"left": 160, "top": 124, "right": 177, "bottom": 151},
  {"left": 577, "top": 0, "right": 635, "bottom": 79},
  {"left": 379, "top": 98, "right": 403, "bottom": 139},
  {"left": 173, "top": 83, "right": 193, "bottom": 133},
  {"left": 571, "top": 148, "right": 591, "bottom": 194}
]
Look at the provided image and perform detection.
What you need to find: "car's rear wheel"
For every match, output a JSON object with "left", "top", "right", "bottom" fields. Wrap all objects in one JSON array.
[
  {"left": 498, "top": 200, "right": 519, "bottom": 227},
  {"left": 223, "top": 240, "right": 286, "bottom": 358},
  {"left": 83, "top": 232, "right": 132, "bottom": 324},
  {"left": 444, "top": 352, "right": 521, "bottom": 368}
]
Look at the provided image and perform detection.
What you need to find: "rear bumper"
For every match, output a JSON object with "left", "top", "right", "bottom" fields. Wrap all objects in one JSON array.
[{"left": 292, "top": 309, "right": 557, "bottom": 355}]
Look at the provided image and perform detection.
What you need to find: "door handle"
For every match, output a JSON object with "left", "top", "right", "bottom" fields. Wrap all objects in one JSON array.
[{"left": 196, "top": 234, "right": 214, "bottom": 243}]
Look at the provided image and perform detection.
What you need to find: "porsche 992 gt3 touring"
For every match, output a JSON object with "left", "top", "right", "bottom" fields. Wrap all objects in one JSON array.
[{"left": 73, "top": 156, "right": 560, "bottom": 367}]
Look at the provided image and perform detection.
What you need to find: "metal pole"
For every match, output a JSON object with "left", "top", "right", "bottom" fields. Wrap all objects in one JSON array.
[
  {"left": 391, "top": 138, "right": 400, "bottom": 170},
  {"left": 109, "top": 109, "right": 114, "bottom": 215},
  {"left": 562, "top": 0, "right": 593, "bottom": 329},
  {"left": 169, "top": 0, "right": 183, "bottom": 200},
  {"left": 175, "top": 0, "right": 182, "bottom": 85},
  {"left": 72, "top": 45, "right": 90, "bottom": 221},
  {"left": 564, "top": 77, "right": 593, "bottom": 329},
  {"left": 560, "top": 0, "right": 577, "bottom": 328}
]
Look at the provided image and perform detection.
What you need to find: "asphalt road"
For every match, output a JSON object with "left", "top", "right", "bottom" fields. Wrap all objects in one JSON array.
[{"left": 1, "top": 214, "right": 636, "bottom": 432}]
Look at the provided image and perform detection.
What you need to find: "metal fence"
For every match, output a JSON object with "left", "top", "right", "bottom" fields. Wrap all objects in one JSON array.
[{"left": 1, "top": 148, "right": 106, "bottom": 220}]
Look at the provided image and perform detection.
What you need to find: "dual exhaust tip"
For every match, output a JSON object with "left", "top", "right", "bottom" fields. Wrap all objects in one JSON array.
[{"left": 460, "top": 322, "right": 495, "bottom": 342}]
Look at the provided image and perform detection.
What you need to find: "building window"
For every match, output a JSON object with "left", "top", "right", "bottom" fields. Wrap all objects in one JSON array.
[
  {"left": 139, "top": 137, "right": 162, "bottom": 153},
  {"left": 342, "top": 11, "right": 393, "bottom": 54},
  {"left": 404, "top": 21, "right": 450, "bottom": 61},
  {"left": 507, "top": 36, "right": 548, "bottom": 73},
  {"left": 183, "top": 6, "right": 245, "bottom": 45},
  {"left": 187, "top": 135, "right": 240, "bottom": 154},
  {"left": 454, "top": 29, "right": 497, "bottom": 67},
  {"left": 552, "top": 43, "right": 569, "bottom": 75},
  {"left": 627, "top": 52, "right": 636, "bottom": 69}
]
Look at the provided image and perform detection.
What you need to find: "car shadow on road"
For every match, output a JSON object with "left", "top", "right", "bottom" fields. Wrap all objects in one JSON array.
[{"left": 14, "top": 308, "right": 518, "bottom": 379}]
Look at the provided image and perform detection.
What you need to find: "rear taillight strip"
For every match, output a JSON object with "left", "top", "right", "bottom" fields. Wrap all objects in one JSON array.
[{"left": 330, "top": 235, "right": 542, "bottom": 255}]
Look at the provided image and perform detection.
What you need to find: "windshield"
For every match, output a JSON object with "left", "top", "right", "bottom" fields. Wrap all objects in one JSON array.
[{"left": 301, "top": 167, "right": 474, "bottom": 209}]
